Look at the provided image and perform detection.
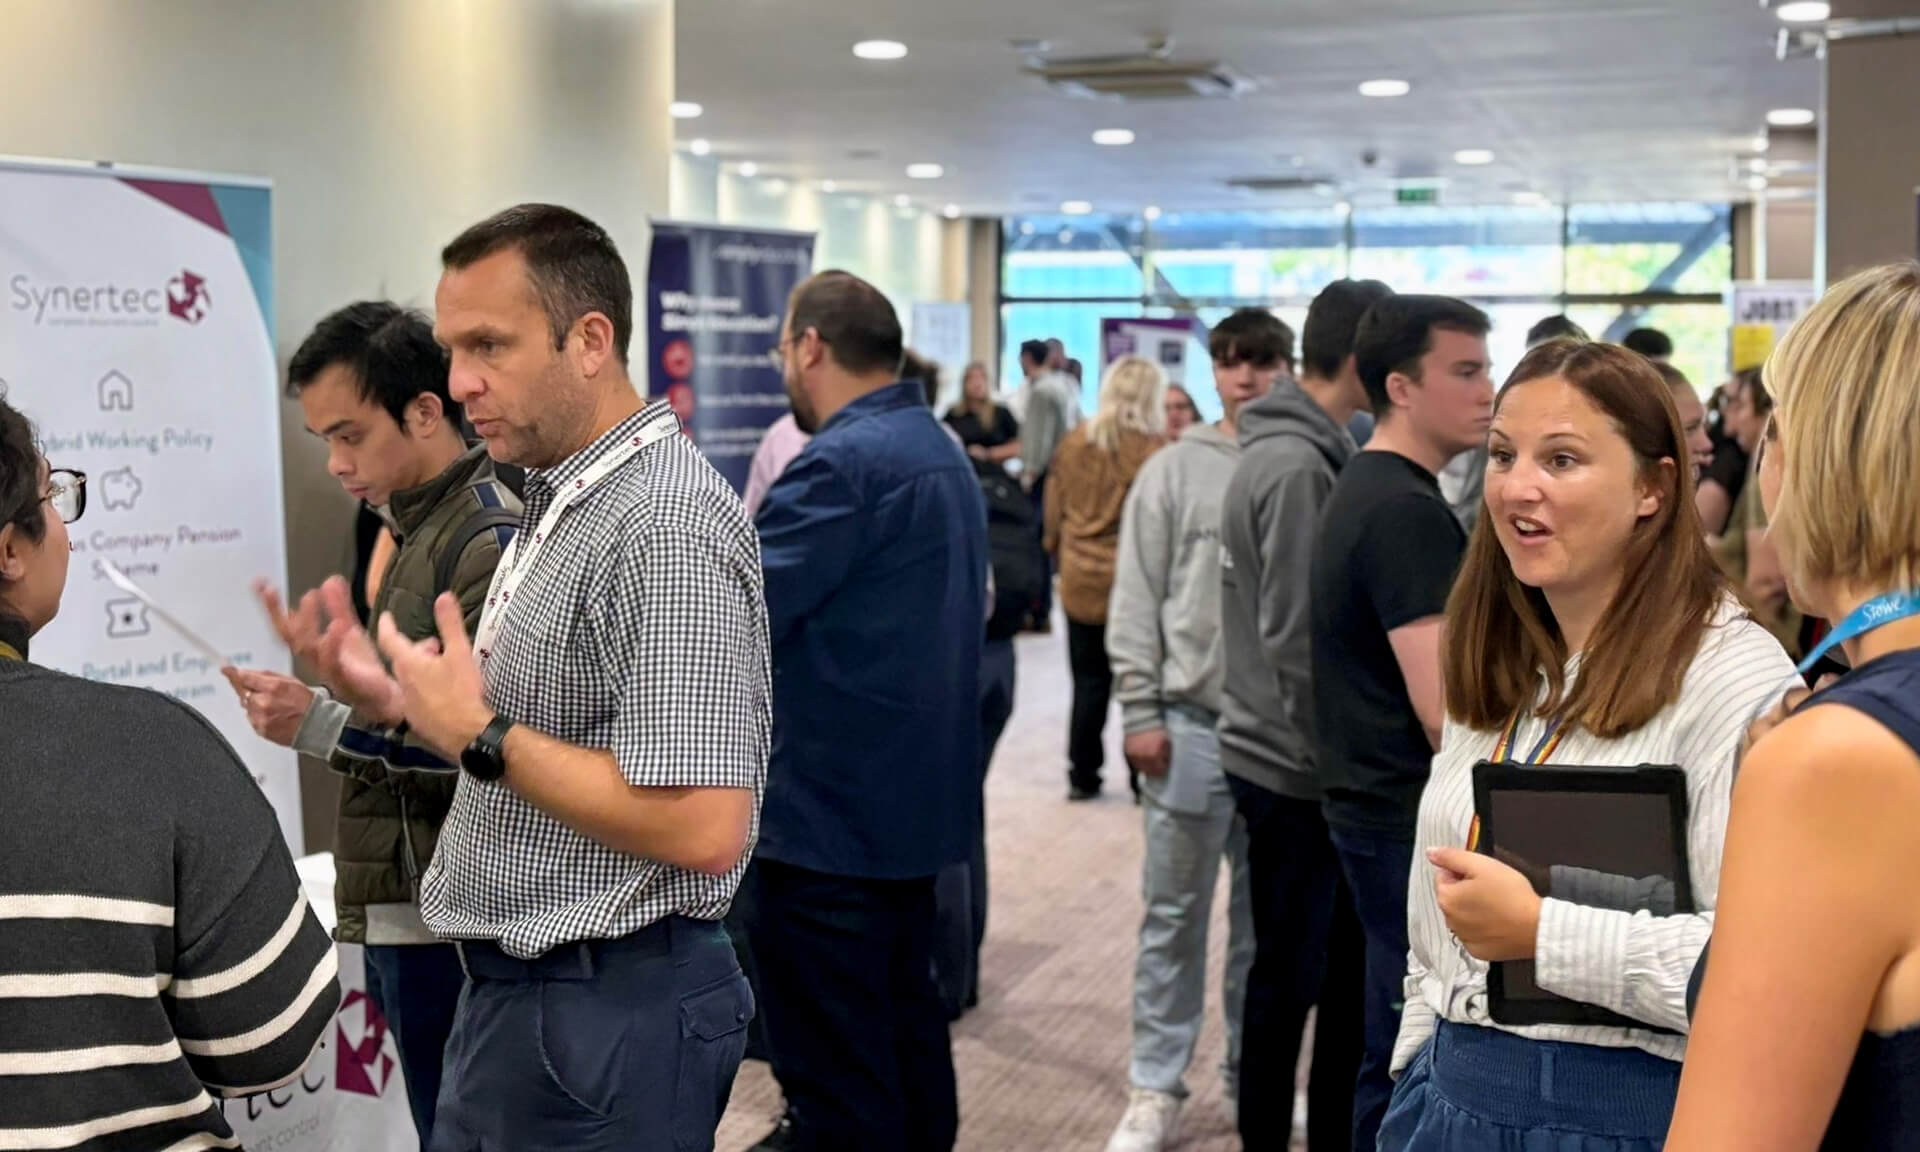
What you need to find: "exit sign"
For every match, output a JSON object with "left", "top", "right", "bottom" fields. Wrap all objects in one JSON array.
[{"left": 1396, "top": 185, "right": 1441, "bottom": 205}]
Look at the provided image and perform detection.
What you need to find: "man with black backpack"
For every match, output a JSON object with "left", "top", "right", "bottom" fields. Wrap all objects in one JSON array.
[{"left": 222, "top": 300, "right": 521, "bottom": 1148}]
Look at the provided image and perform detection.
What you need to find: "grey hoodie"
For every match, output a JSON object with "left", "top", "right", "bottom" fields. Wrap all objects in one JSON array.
[
  {"left": 1217, "top": 381, "right": 1356, "bottom": 799},
  {"left": 1107, "top": 422, "right": 1241, "bottom": 808}
]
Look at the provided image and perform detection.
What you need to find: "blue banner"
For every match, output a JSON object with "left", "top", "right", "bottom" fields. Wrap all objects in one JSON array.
[{"left": 644, "top": 221, "right": 816, "bottom": 493}]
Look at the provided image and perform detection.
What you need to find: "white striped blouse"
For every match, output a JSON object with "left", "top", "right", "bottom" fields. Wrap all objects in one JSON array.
[{"left": 1392, "top": 599, "right": 1799, "bottom": 1072}]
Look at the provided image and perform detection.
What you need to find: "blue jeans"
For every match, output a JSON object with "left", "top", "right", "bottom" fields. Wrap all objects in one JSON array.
[
  {"left": 1328, "top": 824, "right": 1416, "bottom": 1152},
  {"left": 428, "top": 918, "right": 751, "bottom": 1152},
  {"left": 1380, "top": 1022, "right": 1680, "bottom": 1151},
  {"left": 363, "top": 942, "right": 465, "bottom": 1147}
]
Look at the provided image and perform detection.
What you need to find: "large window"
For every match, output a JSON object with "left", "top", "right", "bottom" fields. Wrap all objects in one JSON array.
[{"left": 1002, "top": 203, "right": 1733, "bottom": 413}]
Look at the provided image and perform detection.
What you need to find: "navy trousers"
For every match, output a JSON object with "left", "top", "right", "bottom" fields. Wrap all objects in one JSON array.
[
  {"left": 746, "top": 860, "right": 958, "bottom": 1152},
  {"left": 362, "top": 941, "right": 465, "bottom": 1147},
  {"left": 1329, "top": 824, "right": 1417, "bottom": 1152},
  {"left": 427, "top": 917, "right": 752, "bottom": 1152}
]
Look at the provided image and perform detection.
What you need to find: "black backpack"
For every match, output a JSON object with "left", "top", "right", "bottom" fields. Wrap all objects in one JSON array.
[{"left": 977, "top": 463, "right": 1045, "bottom": 641}]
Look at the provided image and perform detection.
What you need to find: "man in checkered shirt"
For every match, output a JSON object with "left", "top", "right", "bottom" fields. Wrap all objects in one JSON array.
[{"left": 304, "top": 204, "right": 769, "bottom": 1151}]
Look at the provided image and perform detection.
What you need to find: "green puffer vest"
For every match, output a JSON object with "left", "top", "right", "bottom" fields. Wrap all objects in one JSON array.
[{"left": 331, "top": 446, "right": 521, "bottom": 944}]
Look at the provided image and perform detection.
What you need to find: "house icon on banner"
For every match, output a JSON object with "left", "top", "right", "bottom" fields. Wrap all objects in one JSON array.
[{"left": 98, "top": 370, "right": 134, "bottom": 412}]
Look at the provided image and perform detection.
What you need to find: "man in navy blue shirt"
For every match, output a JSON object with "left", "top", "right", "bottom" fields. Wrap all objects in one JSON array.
[{"left": 745, "top": 270, "right": 988, "bottom": 1152}]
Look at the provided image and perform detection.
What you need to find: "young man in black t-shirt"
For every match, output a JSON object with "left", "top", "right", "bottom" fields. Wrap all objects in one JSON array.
[{"left": 1308, "top": 294, "right": 1492, "bottom": 1152}]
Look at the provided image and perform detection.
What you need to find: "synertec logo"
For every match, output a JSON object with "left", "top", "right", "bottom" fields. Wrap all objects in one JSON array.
[{"left": 9, "top": 268, "right": 210, "bottom": 327}]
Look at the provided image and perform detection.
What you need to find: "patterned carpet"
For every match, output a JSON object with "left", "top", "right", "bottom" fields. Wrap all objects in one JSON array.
[{"left": 715, "top": 623, "right": 1286, "bottom": 1152}]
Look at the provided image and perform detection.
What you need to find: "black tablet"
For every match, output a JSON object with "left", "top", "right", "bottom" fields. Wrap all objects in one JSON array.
[{"left": 1471, "top": 760, "right": 1693, "bottom": 1032}]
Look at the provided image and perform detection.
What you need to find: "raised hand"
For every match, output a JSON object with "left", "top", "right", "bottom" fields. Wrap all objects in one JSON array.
[
  {"left": 376, "top": 592, "right": 493, "bottom": 762},
  {"left": 303, "top": 576, "right": 404, "bottom": 725}
]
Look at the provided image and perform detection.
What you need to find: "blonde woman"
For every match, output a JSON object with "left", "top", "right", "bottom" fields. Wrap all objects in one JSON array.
[
  {"left": 945, "top": 361, "right": 1021, "bottom": 468},
  {"left": 1044, "top": 355, "right": 1167, "bottom": 801},
  {"left": 1670, "top": 262, "right": 1920, "bottom": 1151}
]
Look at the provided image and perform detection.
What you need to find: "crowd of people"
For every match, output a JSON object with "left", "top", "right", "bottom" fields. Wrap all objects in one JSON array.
[{"left": 1, "top": 197, "right": 1918, "bottom": 1152}]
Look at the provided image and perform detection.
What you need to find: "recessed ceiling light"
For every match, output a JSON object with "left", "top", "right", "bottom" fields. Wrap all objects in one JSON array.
[
  {"left": 670, "top": 101, "right": 704, "bottom": 120},
  {"left": 1767, "top": 107, "right": 1817, "bottom": 127},
  {"left": 1359, "top": 79, "right": 1411, "bottom": 98},
  {"left": 1019, "top": 221, "right": 1036, "bottom": 236},
  {"left": 1454, "top": 149, "right": 1495, "bottom": 166},
  {"left": 737, "top": 161, "right": 759, "bottom": 178},
  {"left": 1775, "top": 1, "right": 1831, "bottom": 23},
  {"left": 906, "top": 163, "right": 944, "bottom": 180},
  {"left": 688, "top": 138, "right": 712, "bottom": 157},
  {"left": 1143, "top": 205, "right": 1163, "bottom": 221},
  {"left": 893, "top": 194, "right": 913, "bottom": 208},
  {"left": 1751, "top": 134, "right": 1771, "bottom": 153},
  {"left": 820, "top": 180, "right": 838, "bottom": 193},
  {"left": 1061, "top": 200, "right": 1093, "bottom": 215},
  {"left": 1092, "top": 129, "right": 1136, "bottom": 147},
  {"left": 942, "top": 204, "right": 960, "bottom": 219},
  {"left": 1746, "top": 175, "right": 1770, "bottom": 191},
  {"left": 853, "top": 40, "right": 908, "bottom": 61},
  {"left": 1334, "top": 201, "right": 1353, "bottom": 217}
]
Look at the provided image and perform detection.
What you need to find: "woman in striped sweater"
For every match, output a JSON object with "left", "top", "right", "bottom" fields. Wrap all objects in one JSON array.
[
  {"left": 1379, "top": 341, "right": 1797, "bottom": 1151},
  {"left": 0, "top": 390, "right": 338, "bottom": 1151}
]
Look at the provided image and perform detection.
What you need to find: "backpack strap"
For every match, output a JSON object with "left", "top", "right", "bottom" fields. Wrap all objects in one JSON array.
[{"left": 434, "top": 485, "right": 519, "bottom": 600}]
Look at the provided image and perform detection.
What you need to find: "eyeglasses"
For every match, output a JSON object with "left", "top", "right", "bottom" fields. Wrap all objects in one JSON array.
[
  {"left": 44, "top": 468, "right": 86, "bottom": 524},
  {"left": 766, "top": 341, "right": 790, "bottom": 371}
]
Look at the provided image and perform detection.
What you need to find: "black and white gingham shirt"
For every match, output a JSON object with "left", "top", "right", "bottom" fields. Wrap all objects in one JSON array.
[{"left": 419, "top": 403, "right": 771, "bottom": 959}]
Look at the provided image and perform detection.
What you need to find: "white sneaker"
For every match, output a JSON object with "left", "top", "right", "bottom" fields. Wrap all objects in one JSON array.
[{"left": 1105, "top": 1087, "right": 1183, "bottom": 1152}]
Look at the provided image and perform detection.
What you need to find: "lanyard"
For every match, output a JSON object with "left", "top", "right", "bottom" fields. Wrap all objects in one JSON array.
[
  {"left": 1797, "top": 589, "right": 1920, "bottom": 674},
  {"left": 1490, "top": 709, "right": 1571, "bottom": 765},
  {"left": 1469, "top": 710, "right": 1572, "bottom": 851},
  {"left": 472, "top": 411, "right": 680, "bottom": 664}
]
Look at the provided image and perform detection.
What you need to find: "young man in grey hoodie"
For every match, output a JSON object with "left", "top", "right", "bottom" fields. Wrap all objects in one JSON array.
[
  {"left": 1102, "top": 309, "right": 1289, "bottom": 1152},
  {"left": 1217, "top": 279, "right": 1393, "bottom": 1151}
]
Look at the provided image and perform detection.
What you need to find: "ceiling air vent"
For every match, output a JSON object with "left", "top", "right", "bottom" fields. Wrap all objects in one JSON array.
[
  {"left": 1224, "top": 176, "right": 1332, "bottom": 194},
  {"left": 1025, "top": 38, "right": 1251, "bottom": 101}
]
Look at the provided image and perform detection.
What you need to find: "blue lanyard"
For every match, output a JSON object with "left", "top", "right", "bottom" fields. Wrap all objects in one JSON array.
[{"left": 1798, "top": 590, "right": 1920, "bottom": 674}]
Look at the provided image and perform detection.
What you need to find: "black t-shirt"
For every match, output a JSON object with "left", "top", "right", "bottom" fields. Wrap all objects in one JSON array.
[
  {"left": 1703, "top": 429, "right": 1749, "bottom": 512},
  {"left": 945, "top": 405, "right": 1019, "bottom": 450},
  {"left": 1310, "top": 450, "right": 1467, "bottom": 835}
]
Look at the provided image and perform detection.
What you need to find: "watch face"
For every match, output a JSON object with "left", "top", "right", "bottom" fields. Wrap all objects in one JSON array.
[{"left": 461, "top": 726, "right": 508, "bottom": 781}]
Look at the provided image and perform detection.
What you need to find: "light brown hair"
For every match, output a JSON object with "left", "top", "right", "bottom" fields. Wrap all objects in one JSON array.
[{"left": 1444, "top": 340, "right": 1727, "bottom": 736}]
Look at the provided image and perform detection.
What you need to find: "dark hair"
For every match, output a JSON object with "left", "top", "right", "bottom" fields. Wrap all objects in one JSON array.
[
  {"left": 1444, "top": 341, "right": 1724, "bottom": 737},
  {"left": 1065, "top": 357, "right": 1083, "bottom": 381},
  {"left": 1736, "top": 365, "right": 1773, "bottom": 417},
  {"left": 1653, "top": 361, "right": 1693, "bottom": 397},
  {"left": 1526, "top": 314, "right": 1589, "bottom": 347},
  {"left": 1019, "top": 339, "right": 1050, "bottom": 368},
  {"left": 287, "top": 301, "right": 456, "bottom": 427},
  {"left": 1622, "top": 326, "right": 1675, "bottom": 360},
  {"left": 787, "top": 270, "right": 904, "bottom": 377},
  {"left": 1301, "top": 279, "right": 1395, "bottom": 380},
  {"left": 441, "top": 203, "right": 633, "bottom": 364},
  {"left": 901, "top": 348, "right": 940, "bottom": 409},
  {"left": 0, "top": 389, "right": 44, "bottom": 546},
  {"left": 1209, "top": 308, "right": 1295, "bottom": 369},
  {"left": 1353, "top": 294, "right": 1492, "bottom": 415}
]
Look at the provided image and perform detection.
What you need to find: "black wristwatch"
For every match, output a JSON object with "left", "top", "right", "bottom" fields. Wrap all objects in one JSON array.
[{"left": 460, "top": 715, "right": 515, "bottom": 782}]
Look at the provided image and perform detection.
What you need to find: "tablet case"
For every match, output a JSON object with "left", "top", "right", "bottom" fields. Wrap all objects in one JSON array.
[{"left": 1471, "top": 760, "right": 1693, "bottom": 1032}]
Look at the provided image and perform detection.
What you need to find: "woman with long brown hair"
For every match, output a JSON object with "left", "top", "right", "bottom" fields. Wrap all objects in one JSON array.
[
  {"left": 1669, "top": 262, "right": 1920, "bottom": 1151},
  {"left": 1379, "top": 341, "right": 1796, "bottom": 1151}
]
